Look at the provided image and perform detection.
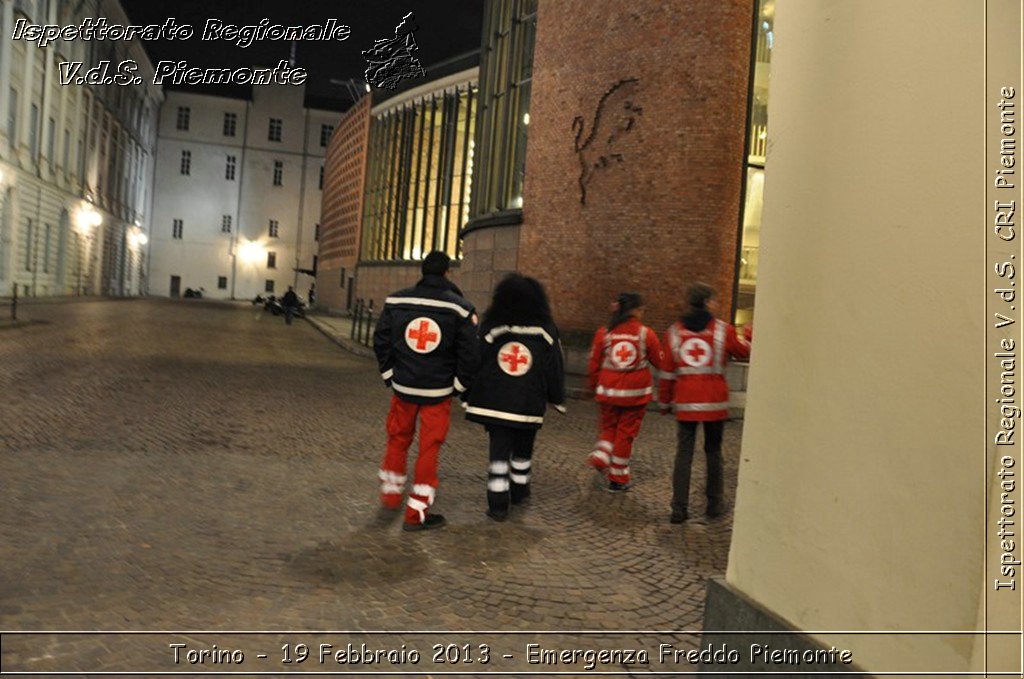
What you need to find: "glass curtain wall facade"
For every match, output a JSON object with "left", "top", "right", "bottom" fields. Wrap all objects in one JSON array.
[
  {"left": 736, "top": 0, "right": 773, "bottom": 325},
  {"left": 467, "top": 0, "right": 537, "bottom": 225},
  {"left": 360, "top": 84, "right": 477, "bottom": 262}
]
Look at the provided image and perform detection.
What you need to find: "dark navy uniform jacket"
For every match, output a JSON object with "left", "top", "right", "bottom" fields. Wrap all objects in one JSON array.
[
  {"left": 464, "top": 322, "right": 567, "bottom": 429},
  {"left": 373, "top": 275, "right": 480, "bottom": 405}
]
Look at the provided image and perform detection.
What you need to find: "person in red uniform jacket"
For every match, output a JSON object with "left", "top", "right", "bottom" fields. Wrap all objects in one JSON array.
[
  {"left": 373, "top": 251, "right": 480, "bottom": 532},
  {"left": 587, "top": 292, "right": 668, "bottom": 491},
  {"left": 659, "top": 283, "right": 750, "bottom": 522}
]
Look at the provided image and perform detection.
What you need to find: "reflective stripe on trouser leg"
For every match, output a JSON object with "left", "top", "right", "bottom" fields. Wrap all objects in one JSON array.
[
  {"left": 381, "top": 396, "right": 416, "bottom": 508},
  {"left": 487, "top": 425, "right": 517, "bottom": 513},
  {"left": 509, "top": 428, "right": 536, "bottom": 504},
  {"left": 510, "top": 457, "right": 531, "bottom": 485},
  {"left": 608, "top": 405, "right": 646, "bottom": 484},
  {"left": 404, "top": 398, "right": 451, "bottom": 524}
]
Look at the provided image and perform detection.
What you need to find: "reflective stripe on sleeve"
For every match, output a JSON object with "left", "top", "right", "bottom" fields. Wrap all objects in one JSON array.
[
  {"left": 674, "top": 401, "right": 730, "bottom": 412},
  {"left": 454, "top": 376, "right": 467, "bottom": 393},
  {"left": 392, "top": 381, "right": 455, "bottom": 398},
  {"left": 465, "top": 406, "right": 544, "bottom": 424},
  {"left": 381, "top": 369, "right": 394, "bottom": 381},
  {"left": 385, "top": 296, "right": 470, "bottom": 318}
]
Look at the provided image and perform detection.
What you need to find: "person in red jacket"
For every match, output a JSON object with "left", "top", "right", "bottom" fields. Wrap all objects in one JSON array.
[
  {"left": 659, "top": 283, "right": 750, "bottom": 522},
  {"left": 587, "top": 292, "right": 668, "bottom": 491}
]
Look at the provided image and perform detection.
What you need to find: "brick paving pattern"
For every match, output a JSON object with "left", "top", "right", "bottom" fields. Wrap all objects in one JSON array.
[{"left": 0, "top": 299, "right": 743, "bottom": 675}]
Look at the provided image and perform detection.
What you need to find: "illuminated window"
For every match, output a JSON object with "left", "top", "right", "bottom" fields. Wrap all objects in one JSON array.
[
  {"left": 360, "top": 82, "right": 477, "bottom": 262},
  {"left": 467, "top": 0, "right": 537, "bottom": 226}
]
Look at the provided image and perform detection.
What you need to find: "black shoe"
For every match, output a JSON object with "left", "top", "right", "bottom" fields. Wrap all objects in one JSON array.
[
  {"left": 706, "top": 501, "right": 726, "bottom": 518},
  {"left": 608, "top": 481, "right": 632, "bottom": 492},
  {"left": 486, "top": 509, "right": 509, "bottom": 522},
  {"left": 402, "top": 514, "right": 447, "bottom": 531},
  {"left": 670, "top": 509, "right": 688, "bottom": 524}
]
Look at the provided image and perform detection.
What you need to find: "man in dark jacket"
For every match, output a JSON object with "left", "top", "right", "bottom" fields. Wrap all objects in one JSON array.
[
  {"left": 373, "top": 251, "right": 479, "bottom": 531},
  {"left": 281, "top": 286, "right": 300, "bottom": 325}
]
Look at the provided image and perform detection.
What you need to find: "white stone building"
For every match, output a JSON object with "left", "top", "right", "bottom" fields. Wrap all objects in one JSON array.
[
  {"left": 0, "top": 0, "right": 161, "bottom": 300},
  {"left": 149, "top": 84, "right": 341, "bottom": 301}
]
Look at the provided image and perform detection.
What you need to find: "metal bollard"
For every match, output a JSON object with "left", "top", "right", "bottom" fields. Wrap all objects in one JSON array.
[
  {"left": 11, "top": 284, "right": 16, "bottom": 322},
  {"left": 364, "top": 301, "right": 374, "bottom": 346}
]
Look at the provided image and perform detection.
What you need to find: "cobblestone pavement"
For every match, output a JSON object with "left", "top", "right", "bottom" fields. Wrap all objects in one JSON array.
[{"left": 0, "top": 299, "right": 745, "bottom": 676}]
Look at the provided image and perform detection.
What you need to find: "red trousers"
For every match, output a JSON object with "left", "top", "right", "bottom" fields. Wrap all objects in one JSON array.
[
  {"left": 379, "top": 395, "right": 451, "bottom": 524},
  {"left": 588, "top": 404, "right": 646, "bottom": 484}
]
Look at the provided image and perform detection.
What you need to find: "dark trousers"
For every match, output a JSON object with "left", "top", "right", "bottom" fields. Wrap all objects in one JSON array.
[
  {"left": 671, "top": 420, "right": 725, "bottom": 512},
  {"left": 487, "top": 425, "right": 537, "bottom": 513}
]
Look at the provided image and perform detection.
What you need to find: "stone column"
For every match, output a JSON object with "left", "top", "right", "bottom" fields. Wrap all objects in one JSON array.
[{"left": 704, "top": 0, "right": 1020, "bottom": 675}]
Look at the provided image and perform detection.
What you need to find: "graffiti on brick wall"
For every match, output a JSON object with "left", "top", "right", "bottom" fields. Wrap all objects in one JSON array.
[{"left": 572, "top": 78, "right": 643, "bottom": 205}]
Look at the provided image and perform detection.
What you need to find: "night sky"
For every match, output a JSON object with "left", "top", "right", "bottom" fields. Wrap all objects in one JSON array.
[{"left": 119, "top": 0, "right": 484, "bottom": 106}]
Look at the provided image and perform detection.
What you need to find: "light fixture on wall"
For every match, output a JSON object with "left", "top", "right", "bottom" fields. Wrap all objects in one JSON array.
[{"left": 238, "top": 239, "right": 266, "bottom": 264}]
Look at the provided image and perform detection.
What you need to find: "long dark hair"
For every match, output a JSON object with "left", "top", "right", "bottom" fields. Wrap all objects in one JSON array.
[
  {"left": 608, "top": 292, "right": 642, "bottom": 329},
  {"left": 482, "top": 274, "right": 553, "bottom": 331}
]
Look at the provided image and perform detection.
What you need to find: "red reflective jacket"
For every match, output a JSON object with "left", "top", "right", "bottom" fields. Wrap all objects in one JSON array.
[
  {"left": 587, "top": 318, "right": 668, "bottom": 407},
  {"left": 659, "top": 317, "right": 750, "bottom": 421}
]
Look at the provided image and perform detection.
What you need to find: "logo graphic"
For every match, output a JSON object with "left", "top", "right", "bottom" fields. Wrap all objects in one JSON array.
[
  {"left": 572, "top": 77, "right": 643, "bottom": 205},
  {"left": 610, "top": 340, "right": 638, "bottom": 369},
  {"left": 363, "top": 12, "right": 426, "bottom": 91},
  {"left": 679, "top": 338, "right": 712, "bottom": 367},
  {"left": 405, "top": 317, "right": 441, "bottom": 354},
  {"left": 498, "top": 342, "right": 532, "bottom": 376}
]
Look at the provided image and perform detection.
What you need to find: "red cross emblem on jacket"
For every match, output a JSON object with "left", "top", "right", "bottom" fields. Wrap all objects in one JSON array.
[
  {"left": 610, "top": 340, "right": 638, "bottom": 368},
  {"left": 498, "top": 342, "right": 532, "bottom": 376},
  {"left": 680, "top": 337, "right": 712, "bottom": 367},
  {"left": 405, "top": 317, "right": 442, "bottom": 354}
]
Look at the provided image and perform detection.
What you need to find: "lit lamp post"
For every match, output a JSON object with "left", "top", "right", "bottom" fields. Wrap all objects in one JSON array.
[{"left": 74, "top": 204, "right": 101, "bottom": 296}]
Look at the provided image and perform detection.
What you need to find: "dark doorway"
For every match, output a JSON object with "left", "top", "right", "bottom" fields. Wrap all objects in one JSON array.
[
  {"left": 170, "top": 275, "right": 181, "bottom": 297},
  {"left": 346, "top": 277, "right": 354, "bottom": 310}
]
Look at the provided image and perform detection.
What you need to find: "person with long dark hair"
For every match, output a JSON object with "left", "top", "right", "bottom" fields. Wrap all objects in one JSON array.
[
  {"left": 586, "top": 292, "right": 668, "bottom": 491},
  {"left": 659, "top": 282, "right": 750, "bottom": 522},
  {"left": 464, "top": 274, "right": 567, "bottom": 521}
]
